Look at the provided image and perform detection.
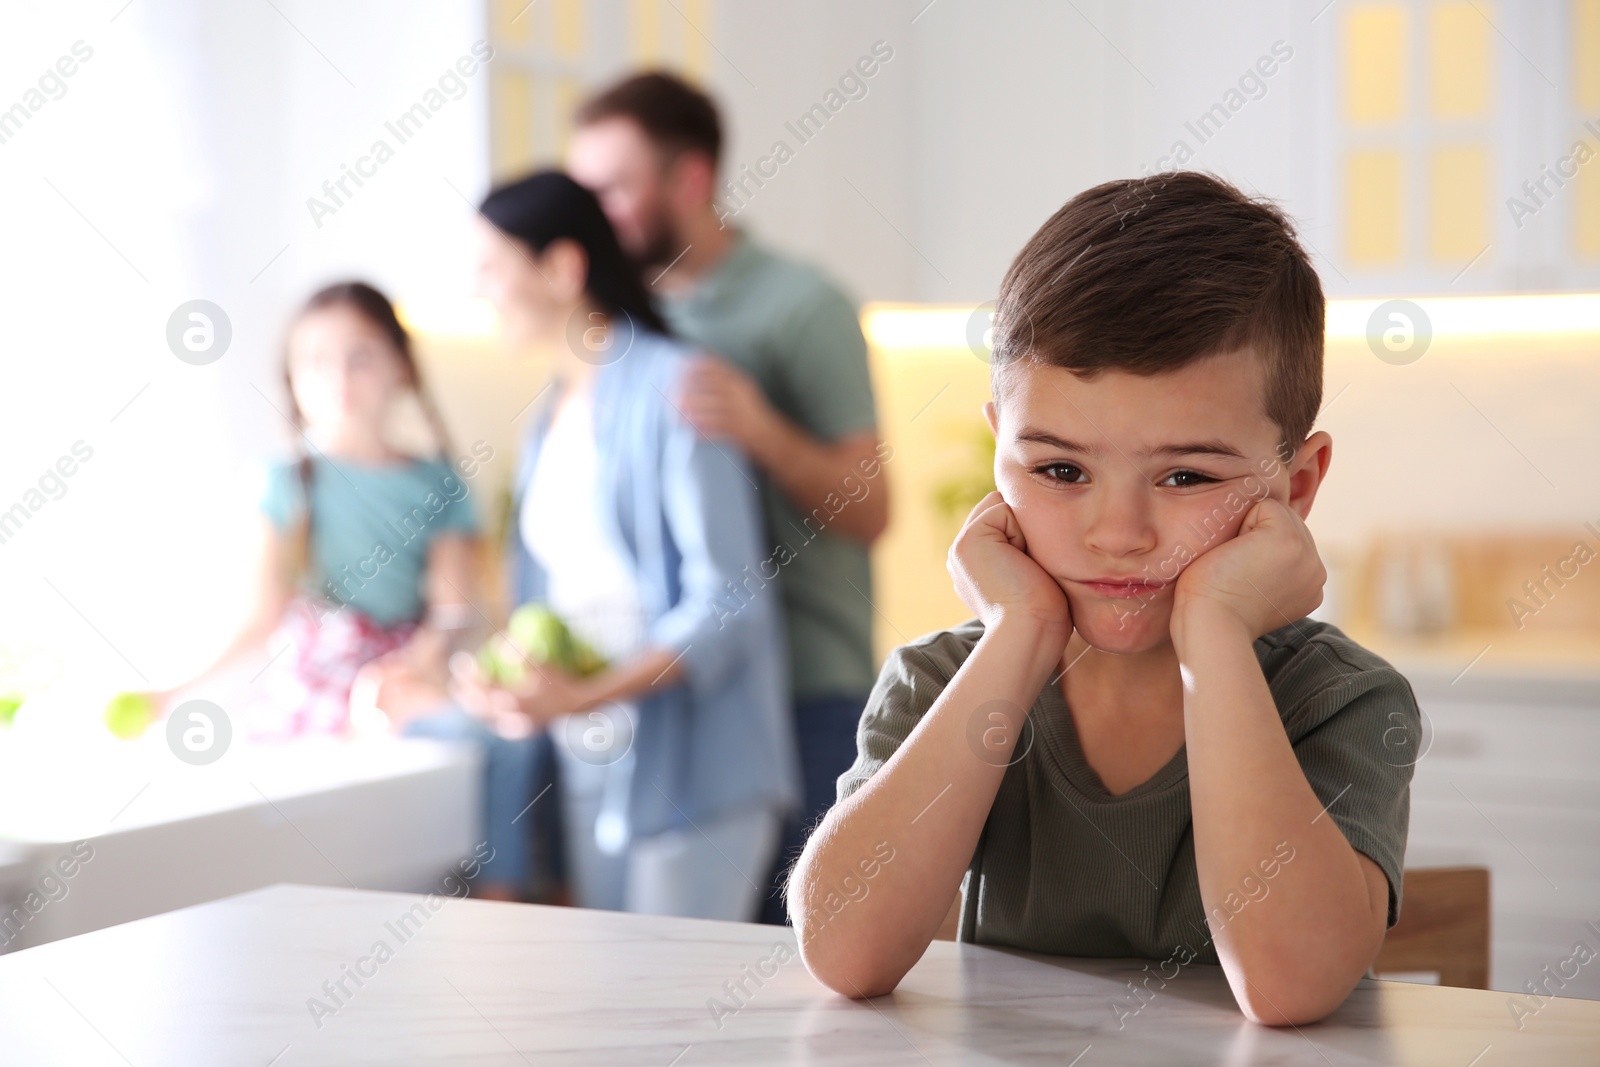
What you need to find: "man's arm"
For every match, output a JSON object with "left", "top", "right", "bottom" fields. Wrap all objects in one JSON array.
[
  {"left": 746, "top": 418, "right": 888, "bottom": 544},
  {"left": 676, "top": 356, "right": 888, "bottom": 544}
]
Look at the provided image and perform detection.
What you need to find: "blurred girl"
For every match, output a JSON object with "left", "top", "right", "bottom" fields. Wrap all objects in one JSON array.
[
  {"left": 455, "top": 171, "right": 800, "bottom": 921},
  {"left": 159, "top": 282, "right": 479, "bottom": 737}
]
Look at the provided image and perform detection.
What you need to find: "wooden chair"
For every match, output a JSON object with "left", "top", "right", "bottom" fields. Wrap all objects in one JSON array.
[
  {"left": 936, "top": 866, "right": 1492, "bottom": 988},
  {"left": 933, "top": 891, "right": 961, "bottom": 941},
  {"left": 1372, "top": 867, "right": 1491, "bottom": 989}
]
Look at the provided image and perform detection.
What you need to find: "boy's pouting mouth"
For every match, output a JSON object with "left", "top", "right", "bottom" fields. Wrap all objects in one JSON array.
[{"left": 984, "top": 345, "right": 1330, "bottom": 658}]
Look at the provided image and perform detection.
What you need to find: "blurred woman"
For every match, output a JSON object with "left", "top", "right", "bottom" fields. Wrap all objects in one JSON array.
[{"left": 456, "top": 170, "right": 799, "bottom": 920}]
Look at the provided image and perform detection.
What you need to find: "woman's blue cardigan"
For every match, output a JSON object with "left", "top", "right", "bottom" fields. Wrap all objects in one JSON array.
[{"left": 508, "top": 328, "right": 801, "bottom": 842}]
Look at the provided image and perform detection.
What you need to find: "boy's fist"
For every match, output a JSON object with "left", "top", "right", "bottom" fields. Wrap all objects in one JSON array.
[
  {"left": 1172, "top": 497, "right": 1326, "bottom": 643},
  {"left": 947, "top": 490, "right": 1072, "bottom": 641}
]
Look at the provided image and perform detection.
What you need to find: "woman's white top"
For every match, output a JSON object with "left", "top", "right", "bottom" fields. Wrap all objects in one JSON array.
[
  {"left": 520, "top": 385, "right": 648, "bottom": 663},
  {"left": 520, "top": 384, "right": 648, "bottom": 853}
]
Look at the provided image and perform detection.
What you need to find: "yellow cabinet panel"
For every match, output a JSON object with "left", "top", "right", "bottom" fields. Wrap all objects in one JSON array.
[
  {"left": 1429, "top": 2, "right": 1491, "bottom": 119},
  {"left": 1346, "top": 149, "right": 1405, "bottom": 264},
  {"left": 1346, "top": 5, "right": 1408, "bottom": 124}
]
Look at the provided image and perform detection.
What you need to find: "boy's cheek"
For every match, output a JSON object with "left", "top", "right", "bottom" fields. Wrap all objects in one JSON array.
[
  {"left": 1163, "top": 496, "right": 1254, "bottom": 561},
  {"left": 1005, "top": 497, "right": 1079, "bottom": 571}
]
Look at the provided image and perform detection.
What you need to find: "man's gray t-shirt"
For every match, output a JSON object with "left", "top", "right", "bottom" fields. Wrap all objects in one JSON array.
[
  {"left": 662, "top": 230, "right": 879, "bottom": 701},
  {"left": 836, "top": 617, "right": 1420, "bottom": 963}
]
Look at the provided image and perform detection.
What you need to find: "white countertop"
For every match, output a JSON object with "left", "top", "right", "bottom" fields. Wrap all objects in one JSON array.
[
  {"left": 1, "top": 883, "right": 1596, "bottom": 1065},
  {"left": 0, "top": 737, "right": 480, "bottom": 951}
]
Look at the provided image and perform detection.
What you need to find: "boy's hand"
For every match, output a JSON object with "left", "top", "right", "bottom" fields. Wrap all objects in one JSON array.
[
  {"left": 1172, "top": 497, "right": 1325, "bottom": 644},
  {"left": 948, "top": 490, "right": 1072, "bottom": 641}
]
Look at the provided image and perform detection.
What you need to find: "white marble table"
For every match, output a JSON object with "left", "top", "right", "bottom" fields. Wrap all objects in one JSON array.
[{"left": 0, "top": 884, "right": 1596, "bottom": 1065}]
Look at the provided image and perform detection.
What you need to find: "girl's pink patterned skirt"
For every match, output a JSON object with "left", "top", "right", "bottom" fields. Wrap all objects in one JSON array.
[{"left": 246, "top": 597, "right": 416, "bottom": 740}]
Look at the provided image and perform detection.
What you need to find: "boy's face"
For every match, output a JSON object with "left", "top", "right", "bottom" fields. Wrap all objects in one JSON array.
[{"left": 984, "top": 348, "right": 1327, "bottom": 655}]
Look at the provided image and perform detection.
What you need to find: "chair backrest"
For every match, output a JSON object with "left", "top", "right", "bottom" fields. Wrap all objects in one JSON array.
[{"left": 1372, "top": 866, "right": 1491, "bottom": 989}]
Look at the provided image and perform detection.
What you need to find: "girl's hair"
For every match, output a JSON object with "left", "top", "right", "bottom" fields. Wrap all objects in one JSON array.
[
  {"left": 283, "top": 281, "right": 455, "bottom": 595},
  {"left": 477, "top": 169, "right": 670, "bottom": 335}
]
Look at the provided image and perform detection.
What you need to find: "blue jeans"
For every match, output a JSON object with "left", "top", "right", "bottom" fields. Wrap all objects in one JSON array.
[
  {"left": 550, "top": 729, "right": 783, "bottom": 920},
  {"left": 402, "top": 707, "right": 564, "bottom": 896},
  {"left": 756, "top": 692, "right": 869, "bottom": 925}
]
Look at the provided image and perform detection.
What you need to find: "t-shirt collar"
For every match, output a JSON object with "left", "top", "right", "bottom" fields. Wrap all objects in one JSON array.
[{"left": 677, "top": 226, "right": 755, "bottom": 308}]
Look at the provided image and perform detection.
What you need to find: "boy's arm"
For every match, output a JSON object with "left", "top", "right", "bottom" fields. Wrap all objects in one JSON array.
[
  {"left": 790, "top": 618, "right": 1062, "bottom": 996},
  {"left": 1173, "top": 498, "right": 1389, "bottom": 1026},
  {"left": 789, "top": 491, "right": 1070, "bottom": 997}
]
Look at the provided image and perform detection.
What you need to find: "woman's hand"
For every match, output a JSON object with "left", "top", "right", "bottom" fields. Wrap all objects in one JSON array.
[
  {"left": 449, "top": 653, "right": 534, "bottom": 738},
  {"left": 505, "top": 662, "right": 590, "bottom": 723},
  {"left": 947, "top": 490, "right": 1072, "bottom": 643},
  {"left": 449, "top": 653, "right": 590, "bottom": 737},
  {"left": 1171, "top": 497, "right": 1326, "bottom": 646},
  {"left": 350, "top": 635, "right": 456, "bottom": 731}
]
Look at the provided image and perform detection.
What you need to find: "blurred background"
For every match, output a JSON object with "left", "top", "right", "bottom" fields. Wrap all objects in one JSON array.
[{"left": 0, "top": 0, "right": 1595, "bottom": 999}]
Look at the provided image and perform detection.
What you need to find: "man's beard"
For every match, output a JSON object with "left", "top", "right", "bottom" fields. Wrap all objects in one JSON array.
[{"left": 631, "top": 216, "right": 685, "bottom": 276}]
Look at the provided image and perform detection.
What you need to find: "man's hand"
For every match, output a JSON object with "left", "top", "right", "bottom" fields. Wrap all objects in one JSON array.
[
  {"left": 677, "top": 354, "right": 771, "bottom": 447},
  {"left": 1172, "top": 497, "right": 1326, "bottom": 644},
  {"left": 948, "top": 490, "right": 1072, "bottom": 642},
  {"left": 675, "top": 351, "right": 891, "bottom": 545}
]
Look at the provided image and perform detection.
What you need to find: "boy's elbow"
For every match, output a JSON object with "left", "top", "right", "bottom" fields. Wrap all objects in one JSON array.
[
  {"left": 788, "top": 875, "right": 906, "bottom": 999},
  {"left": 794, "top": 925, "right": 905, "bottom": 1000},
  {"left": 1220, "top": 903, "right": 1383, "bottom": 1026},
  {"left": 1233, "top": 981, "right": 1347, "bottom": 1027},
  {"left": 1225, "top": 949, "right": 1367, "bottom": 1026}
]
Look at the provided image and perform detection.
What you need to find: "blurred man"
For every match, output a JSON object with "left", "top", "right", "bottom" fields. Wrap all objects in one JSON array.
[{"left": 569, "top": 72, "right": 889, "bottom": 926}]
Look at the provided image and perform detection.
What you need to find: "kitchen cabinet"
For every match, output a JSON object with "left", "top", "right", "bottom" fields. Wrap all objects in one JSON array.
[{"left": 1399, "top": 667, "right": 1600, "bottom": 999}]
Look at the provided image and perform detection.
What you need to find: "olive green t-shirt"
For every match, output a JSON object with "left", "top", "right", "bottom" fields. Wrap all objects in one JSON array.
[
  {"left": 836, "top": 617, "right": 1420, "bottom": 963},
  {"left": 661, "top": 230, "right": 879, "bottom": 701}
]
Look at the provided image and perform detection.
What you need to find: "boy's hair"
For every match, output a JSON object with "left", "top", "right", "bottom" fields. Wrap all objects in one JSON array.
[
  {"left": 992, "top": 172, "right": 1324, "bottom": 451},
  {"left": 575, "top": 71, "right": 722, "bottom": 169}
]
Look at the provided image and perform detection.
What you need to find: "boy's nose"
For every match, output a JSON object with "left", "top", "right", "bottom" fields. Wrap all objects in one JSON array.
[{"left": 1080, "top": 491, "right": 1158, "bottom": 560}]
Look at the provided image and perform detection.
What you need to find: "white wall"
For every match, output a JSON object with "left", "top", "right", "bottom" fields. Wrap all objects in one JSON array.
[
  {"left": 0, "top": 0, "right": 490, "bottom": 690},
  {"left": 716, "top": 0, "right": 1318, "bottom": 303},
  {"left": 709, "top": 1, "right": 920, "bottom": 305},
  {"left": 3, "top": 0, "right": 1594, "bottom": 690},
  {"left": 716, "top": 0, "right": 1596, "bottom": 303}
]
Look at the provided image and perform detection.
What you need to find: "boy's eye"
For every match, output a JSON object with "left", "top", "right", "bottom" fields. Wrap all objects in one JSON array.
[
  {"left": 1159, "top": 469, "right": 1219, "bottom": 488},
  {"left": 1032, "top": 462, "right": 1087, "bottom": 484}
]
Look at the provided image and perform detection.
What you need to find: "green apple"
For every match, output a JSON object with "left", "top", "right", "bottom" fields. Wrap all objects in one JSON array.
[
  {"left": 0, "top": 693, "right": 22, "bottom": 727},
  {"left": 477, "top": 604, "right": 608, "bottom": 682},
  {"left": 506, "top": 604, "right": 575, "bottom": 668},
  {"left": 476, "top": 633, "right": 521, "bottom": 685},
  {"left": 571, "top": 640, "right": 605, "bottom": 677},
  {"left": 104, "top": 691, "right": 155, "bottom": 740}
]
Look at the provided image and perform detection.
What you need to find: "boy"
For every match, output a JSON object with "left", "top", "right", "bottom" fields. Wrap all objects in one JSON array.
[{"left": 788, "top": 173, "right": 1420, "bottom": 1026}]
